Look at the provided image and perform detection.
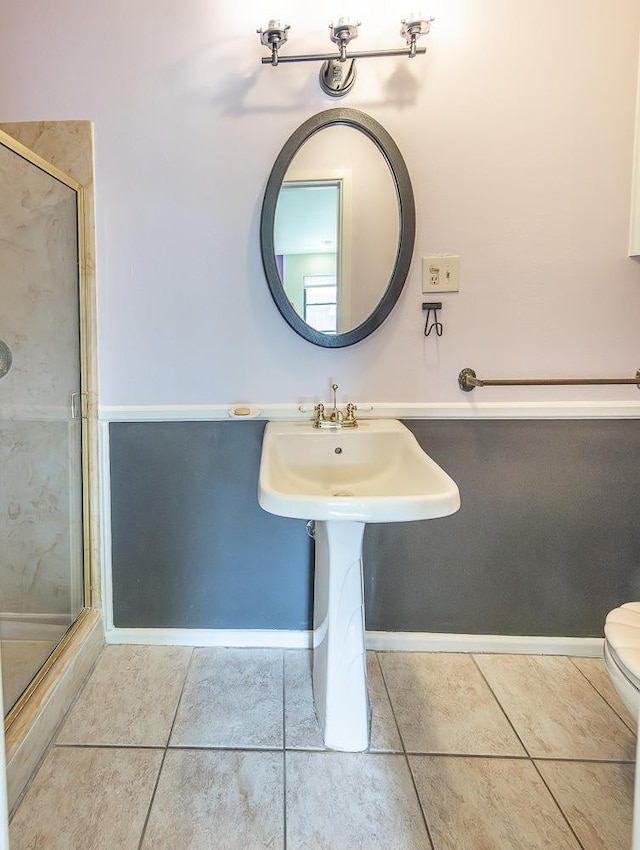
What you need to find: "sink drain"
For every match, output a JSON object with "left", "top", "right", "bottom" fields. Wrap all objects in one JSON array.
[{"left": 333, "top": 490, "right": 354, "bottom": 497}]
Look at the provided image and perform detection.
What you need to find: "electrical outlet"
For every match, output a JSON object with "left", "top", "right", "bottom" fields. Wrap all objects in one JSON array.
[{"left": 422, "top": 255, "right": 460, "bottom": 293}]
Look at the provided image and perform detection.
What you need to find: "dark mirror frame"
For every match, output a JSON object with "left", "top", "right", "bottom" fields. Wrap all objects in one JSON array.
[{"left": 260, "top": 108, "right": 416, "bottom": 348}]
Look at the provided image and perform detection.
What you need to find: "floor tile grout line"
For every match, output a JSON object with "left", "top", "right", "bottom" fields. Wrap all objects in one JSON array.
[
  {"left": 374, "top": 651, "right": 436, "bottom": 850},
  {"left": 137, "top": 747, "right": 169, "bottom": 850},
  {"left": 137, "top": 646, "right": 196, "bottom": 850},
  {"left": 282, "top": 650, "right": 287, "bottom": 850},
  {"left": 281, "top": 649, "right": 286, "bottom": 753},
  {"left": 55, "top": 744, "right": 290, "bottom": 753},
  {"left": 471, "top": 653, "right": 602, "bottom": 850},
  {"left": 473, "top": 652, "right": 636, "bottom": 762},
  {"left": 404, "top": 757, "right": 437, "bottom": 850},
  {"left": 283, "top": 750, "right": 288, "bottom": 850},
  {"left": 374, "top": 652, "right": 409, "bottom": 756},
  {"left": 164, "top": 645, "right": 196, "bottom": 748},
  {"left": 470, "top": 653, "right": 534, "bottom": 760},
  {"left": 50, "top": 740, "right": 638, "bottom": 764},
  {"left": 55, "top": 743, "right": 167, "bottom": 751},
  {"left": 529, "top": 757, "right": 586, "bottom": 850},
  {"left": 469, "top": 656, "right": 588, "bottom": 845},
  {"left": 568, "top": 655, "right": 637, "bottom": 734},
  {"left": 472, "top": 652, "right": 589, "bottom": 849},
  {"left": 532, "top": 755, "right": 637, "bottom": 765},
  {"left": 404, "top": 750, "right": 532, "bottom": 761}
]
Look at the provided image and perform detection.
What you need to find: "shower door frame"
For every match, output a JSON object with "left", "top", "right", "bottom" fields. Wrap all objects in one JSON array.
[{"left": 1, "top": 129, "right": 95, "bottom": 732}]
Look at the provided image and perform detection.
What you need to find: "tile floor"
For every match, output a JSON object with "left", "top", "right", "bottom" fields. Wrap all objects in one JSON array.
[{"left": 8, "top": 646, "right": 637, "bottom": 849}]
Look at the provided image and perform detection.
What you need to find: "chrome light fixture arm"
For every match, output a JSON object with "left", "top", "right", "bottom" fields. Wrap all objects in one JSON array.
[
  {"left": 259, "top": 46, "right": 428, "bottom": 65},
  {"left": 257, "top": 16, "right": 433, "bottom": 96}
]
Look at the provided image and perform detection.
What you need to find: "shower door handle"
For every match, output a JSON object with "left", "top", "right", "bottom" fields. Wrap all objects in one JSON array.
[{"left": 70, "top": 392, "right": 88, "bottom": 419}]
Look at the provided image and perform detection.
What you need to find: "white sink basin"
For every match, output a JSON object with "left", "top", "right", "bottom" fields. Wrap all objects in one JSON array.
[
  {"left": 258, "top": 419, "right": 460, "bottom": 523},
  {"left": 258, "top": 416, "right": 460, "bottom": 752}
]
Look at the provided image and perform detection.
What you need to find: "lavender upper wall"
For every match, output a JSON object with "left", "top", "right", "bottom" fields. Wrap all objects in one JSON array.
[{"left": 0, "top": 1, "right": 639, "bottom": 406}]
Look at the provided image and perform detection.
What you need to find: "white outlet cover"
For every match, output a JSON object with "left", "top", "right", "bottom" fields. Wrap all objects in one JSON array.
[{"left": 422, "top": 255, "right": 460, "bottom": 293}]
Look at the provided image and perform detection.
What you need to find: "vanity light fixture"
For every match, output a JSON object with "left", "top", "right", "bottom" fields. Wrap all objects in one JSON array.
[{"left": 257, "top": 13, "right": 433, "bottom": 97}]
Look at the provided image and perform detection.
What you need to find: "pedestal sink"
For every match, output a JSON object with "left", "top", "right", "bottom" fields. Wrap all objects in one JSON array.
[{"left": 258, "top": 419, "right": 460, "bottom": 751}]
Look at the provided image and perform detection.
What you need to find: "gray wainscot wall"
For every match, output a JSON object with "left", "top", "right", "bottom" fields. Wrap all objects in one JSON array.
[{"left": 109, "top": 419, "right": 640, "bottom": 637}]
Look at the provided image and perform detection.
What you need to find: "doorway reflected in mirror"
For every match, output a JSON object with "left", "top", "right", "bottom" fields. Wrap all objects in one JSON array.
[{"left": 260, "top": 109, "right": 415, "bottom": 348}]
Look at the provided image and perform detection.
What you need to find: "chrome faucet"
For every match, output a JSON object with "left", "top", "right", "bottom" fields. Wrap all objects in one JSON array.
[{"left": 313, "top": 384, "right": 358, "bottom": 428}]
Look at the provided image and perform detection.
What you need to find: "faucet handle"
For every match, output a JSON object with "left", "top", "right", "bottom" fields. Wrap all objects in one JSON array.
[
  {"left": 314, "top": 402, "right": 326, "bottom": 422},
  {"left": 345, "top": 402, "right": 357, "bottom": 422}
]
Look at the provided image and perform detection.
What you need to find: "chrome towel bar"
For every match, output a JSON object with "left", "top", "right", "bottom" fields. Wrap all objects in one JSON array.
[{"left": 458, "top": 367, "right": 640, "bottom": 392}]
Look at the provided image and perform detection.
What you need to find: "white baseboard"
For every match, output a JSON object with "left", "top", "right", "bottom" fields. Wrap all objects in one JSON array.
[
  {"left": 105, "top": 627, "right": 604, "bottom": 657},
  {"left": 366, "top": 631, "right": 603, "bottom": 657},
  {"left": 105, "top": 627, "right": 313, "bottom": 649}
]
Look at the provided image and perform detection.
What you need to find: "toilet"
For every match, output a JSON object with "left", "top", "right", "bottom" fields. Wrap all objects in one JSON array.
[{"left": 604, "top": 602, "right": 640, "bottom": 849}]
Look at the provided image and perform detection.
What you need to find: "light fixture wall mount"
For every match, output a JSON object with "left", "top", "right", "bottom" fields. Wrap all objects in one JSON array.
[{"left": 257, "top": 14, "right": 434, "bottom": 98}]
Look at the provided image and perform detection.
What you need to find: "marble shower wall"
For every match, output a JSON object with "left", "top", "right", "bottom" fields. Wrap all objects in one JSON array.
[
  {"left": 0, "top": 134, "right": 83, "bottom": 621},
  {"left": 0, "top": 120, "right": 100, "bottom": 611}
]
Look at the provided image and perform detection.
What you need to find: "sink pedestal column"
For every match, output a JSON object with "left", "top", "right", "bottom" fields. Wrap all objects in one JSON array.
[{"left": 312, "top": 519, "right": 369, "bottom": 752}]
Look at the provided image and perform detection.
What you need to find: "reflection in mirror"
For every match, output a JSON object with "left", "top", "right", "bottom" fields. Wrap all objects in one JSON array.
[
  {"left": 274, "top": 126, "right": 399, "bottom": 336},
  {"left": 275, "top": 180, "right": 340, "bottom": 334},
  {"left": 261, "top": 109, "right": 415, "bottom": 348}
]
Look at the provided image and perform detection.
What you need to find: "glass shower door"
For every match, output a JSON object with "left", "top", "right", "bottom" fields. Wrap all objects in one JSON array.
[{"left": 0, "top": 138, "right": 86, "bottom": 716}]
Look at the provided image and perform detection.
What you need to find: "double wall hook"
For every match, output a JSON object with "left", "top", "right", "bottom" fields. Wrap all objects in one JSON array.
[{"left": 422, "top": 302, "right": 443, "bottom": 337}]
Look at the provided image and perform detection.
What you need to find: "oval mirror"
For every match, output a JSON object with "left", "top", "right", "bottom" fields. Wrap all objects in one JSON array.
[{"left": 260, "top": 108, "right": 415, "bottom": 348}]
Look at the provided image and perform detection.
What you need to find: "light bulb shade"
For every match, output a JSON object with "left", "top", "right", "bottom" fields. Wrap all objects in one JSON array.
[
  {"left": 329, "top": 19, "right": 360, "bottom": 47},
  {"left": 258, "top": 21, "right": 290, "bottom": 49},
  {"left": 400, "top": 15, "right": 433, "bottom": 44}
]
